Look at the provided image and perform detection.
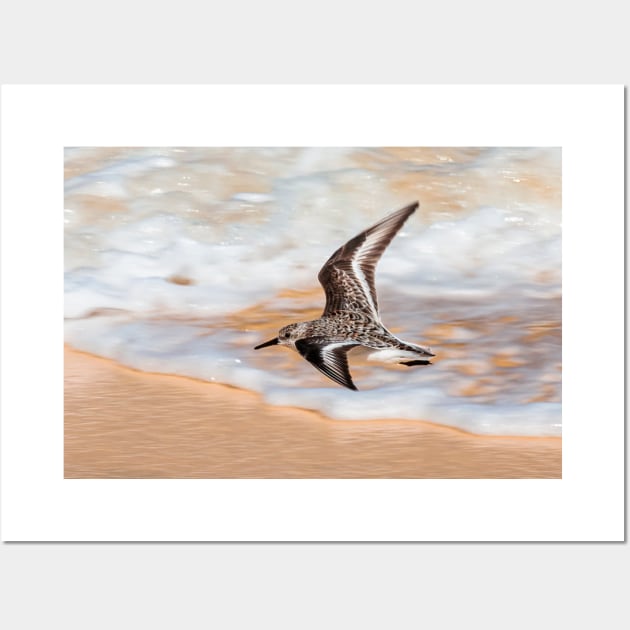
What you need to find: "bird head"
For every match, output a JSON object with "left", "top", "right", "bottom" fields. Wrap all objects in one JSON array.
[{"left": 254, "top": 322, "right": 304, "bottom": 350}]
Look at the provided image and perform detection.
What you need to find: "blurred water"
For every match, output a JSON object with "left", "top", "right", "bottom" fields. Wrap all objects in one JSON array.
[{"left": 64, "top": 147, "right": 561, "bottom": 436}]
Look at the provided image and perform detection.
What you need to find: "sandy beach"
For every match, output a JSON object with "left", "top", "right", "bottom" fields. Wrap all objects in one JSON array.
[{"left": 65, "top": 346, "right": 561, "bottom": 478}]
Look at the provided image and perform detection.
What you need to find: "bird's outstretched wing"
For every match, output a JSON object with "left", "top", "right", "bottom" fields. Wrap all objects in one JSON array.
[
  {"left": 294, "top": 337, "right": 359, "bottom": 391},
  {"left": 318, "top": 202, "right": 418, "bottom": 319}
]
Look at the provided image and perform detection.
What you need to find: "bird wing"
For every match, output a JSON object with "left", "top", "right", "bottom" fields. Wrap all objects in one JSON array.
[
  {"left": 318, "top": 202, "right": 418, "bottom": 319},
  {"left": 294, "top": 337, "right": 359, "bottom": 391}
]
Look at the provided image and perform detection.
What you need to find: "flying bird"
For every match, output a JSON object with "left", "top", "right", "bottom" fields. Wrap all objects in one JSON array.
[{"left": 254, "top": 202, "right": 434, "bottom": 390}]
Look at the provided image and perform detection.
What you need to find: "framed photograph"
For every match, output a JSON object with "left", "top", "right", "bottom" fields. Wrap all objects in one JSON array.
[{"left": 1, "top": 85, "right": 623, "bottom": 540}]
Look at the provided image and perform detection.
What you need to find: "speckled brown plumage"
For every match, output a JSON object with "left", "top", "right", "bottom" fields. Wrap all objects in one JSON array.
[{"left": 255, "top": 202, "right": 434, "bottom": 390}]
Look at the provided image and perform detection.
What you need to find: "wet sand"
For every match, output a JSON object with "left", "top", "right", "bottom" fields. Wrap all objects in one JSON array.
[{"left": 65, "top": 346, "right": 561, "bottom": 478}]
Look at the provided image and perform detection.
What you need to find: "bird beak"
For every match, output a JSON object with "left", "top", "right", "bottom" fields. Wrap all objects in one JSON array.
[{"left": 254, "top": 337, "right": 279, "bottom": 350}]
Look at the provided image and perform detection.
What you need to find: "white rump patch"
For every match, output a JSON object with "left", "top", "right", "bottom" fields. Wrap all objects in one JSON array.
[{"left": 364, "top": 348, "right": 422, "bottom": 364}]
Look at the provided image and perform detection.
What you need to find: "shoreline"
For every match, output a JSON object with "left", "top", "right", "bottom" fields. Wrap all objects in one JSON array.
[{"left": 65, "top": 346, "right": 562, "bottom": 478}]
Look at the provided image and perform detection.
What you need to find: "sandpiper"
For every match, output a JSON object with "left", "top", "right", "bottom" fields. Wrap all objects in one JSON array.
[{"left": 254, "top": 202, "right": 434, "bottom": 390}]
